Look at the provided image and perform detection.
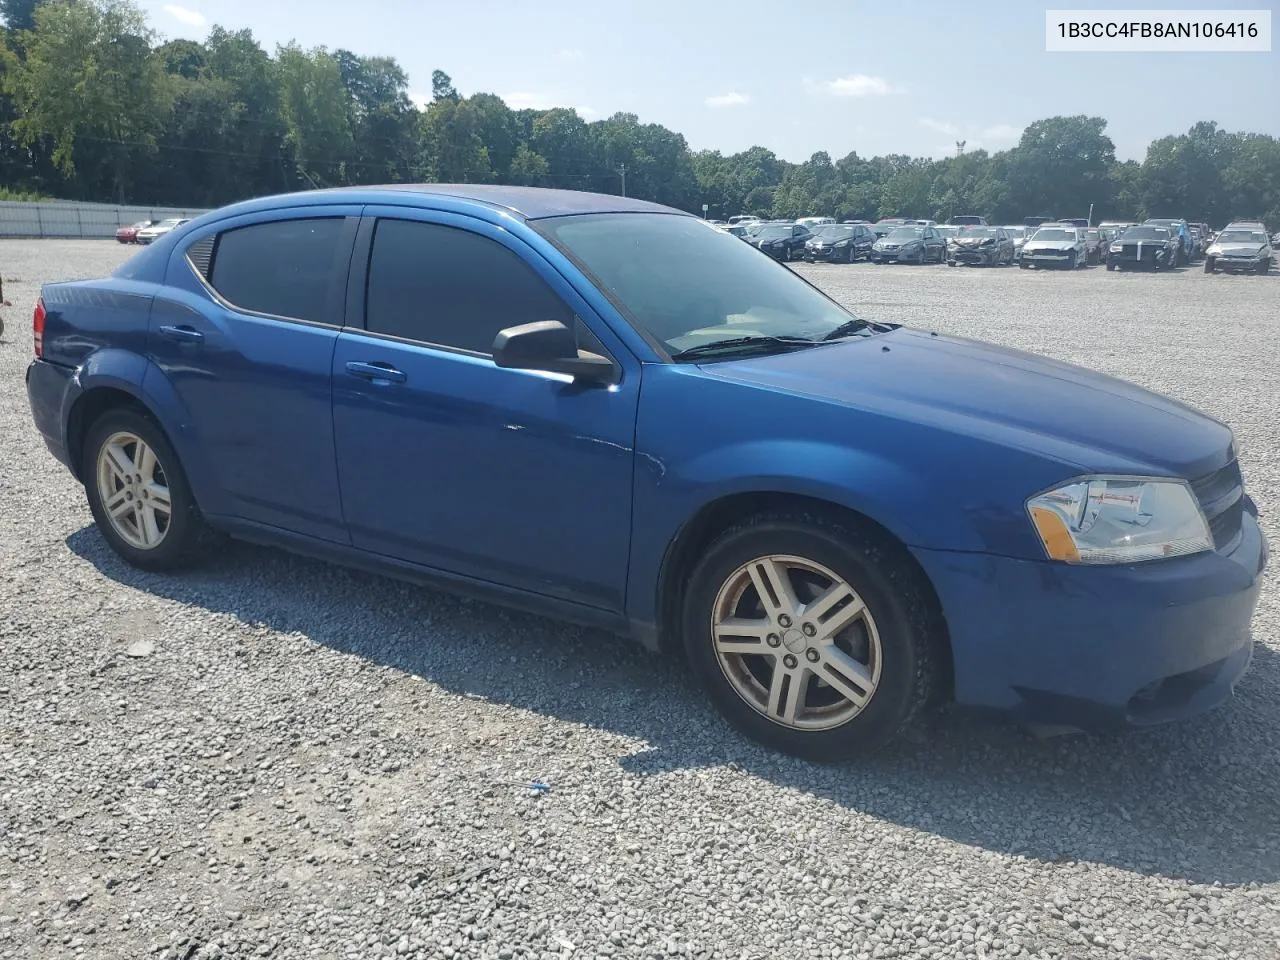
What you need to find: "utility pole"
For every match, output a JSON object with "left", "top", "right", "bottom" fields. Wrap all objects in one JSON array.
[
  {"left": 618, "top": 162, "right": 627, "bottom": 198},
  {"left": 955, "top": 140, "right": 966, "bottom": 157}
]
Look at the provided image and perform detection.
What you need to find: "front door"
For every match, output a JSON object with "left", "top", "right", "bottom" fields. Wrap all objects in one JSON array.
[{"left": 330, "top": 211, "right": 640, "bottom": 612}]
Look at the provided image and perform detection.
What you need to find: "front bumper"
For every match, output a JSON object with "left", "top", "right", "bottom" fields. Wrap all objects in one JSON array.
[
  {"left": 1021, "top": 250, "right": 1076, "bottom": 266},
  {"left": 26, "top": 358, "right": 77, "bottom": 473},
  {"left": 950, "top": 246, "right": 997, "bottom": 264},
  {"left": 913, "top": 507, "right": 1268, "bottom": 731},
  {"left": 1208, "top": 256, "right": 1265, "bottom": 273},
  {"left": 804, "top": 246, "right": 853, "bottom": 261},
  {"left": 870, "top": 248, "right": 917, "bottom": 263}
]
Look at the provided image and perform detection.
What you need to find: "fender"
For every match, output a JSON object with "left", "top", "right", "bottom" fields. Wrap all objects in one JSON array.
[
  {"left": 65, "top": 349, "right": 226, "bottom": 516},
  {"left": 624, "top": 437, "right": 991, "bottom": 634}
]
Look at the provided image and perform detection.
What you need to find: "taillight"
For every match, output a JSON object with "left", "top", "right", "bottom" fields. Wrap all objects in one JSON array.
[{"left": 33, "top": 297, "right": 45, "bottom": 358}]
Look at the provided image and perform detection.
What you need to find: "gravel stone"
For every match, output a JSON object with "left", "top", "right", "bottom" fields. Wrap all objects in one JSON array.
[{"left": 0, "top": 241, "right": 1277, "bottom": 959}]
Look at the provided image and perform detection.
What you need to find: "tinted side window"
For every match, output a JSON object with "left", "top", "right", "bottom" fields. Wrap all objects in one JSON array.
[
  {"left": 209, "top": 218, "right": 347, "bottom": 324},
  {"left": 365, "top": 219, "right": 572, "bottom": 354}
]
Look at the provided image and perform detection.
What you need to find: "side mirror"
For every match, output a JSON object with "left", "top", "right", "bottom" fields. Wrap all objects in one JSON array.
[{"left": 492, "top": 320, "right": 617, "bottom": 385}]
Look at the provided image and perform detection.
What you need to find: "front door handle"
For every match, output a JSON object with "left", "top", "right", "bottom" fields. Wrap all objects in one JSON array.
[
  {"left": 158, "top": 324, "right": 204, "bottom": 344},
  {"left": 345, "top": 361, "right": 407, "bottom": 384}
]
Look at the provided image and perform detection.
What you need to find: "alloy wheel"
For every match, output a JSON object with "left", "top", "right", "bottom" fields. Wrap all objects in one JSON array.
[
  {"left": 95, "top": 431, "right": 173, "bottom": 550},
  {"left": 711, "top": 554, "right": 882, "bottom": 730}
]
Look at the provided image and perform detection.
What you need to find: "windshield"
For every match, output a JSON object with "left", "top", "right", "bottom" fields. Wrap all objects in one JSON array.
[
  {"left": 534, "top": 213, "right": 860, "bottom": 354},
  {"left": 884, "top": 227, "right": 924, "bottom": 241},
  {"left": 1031, "top": 228, "right": 1074, "bottom": 241},
  {"left": 935, "top": 226, "right": 959, "bottom": 238},
  {"left": 159, "top": 218, "right": 183, "bottom": 227},
  {"left": 1216, "top": 230, "right": 1265, "bottom": 244},
  {"left": 755, "top": 225, "right": 793, "bottom": 239},
  {"left": 959, "top": 227, "right": 998, "bottom": 238},
  {"left": 814, "top": 225, "right": 855, "bottom": 239},
  {"left": 1119, "top": 227, "right": 1170, "bottom": 241}
]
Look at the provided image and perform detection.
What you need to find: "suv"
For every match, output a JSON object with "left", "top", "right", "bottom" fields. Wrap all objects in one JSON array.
[
  {"left": 1019, "top": 224, "right": 1089, "bottom": 269},
  {"left": 25, "top": 185, "right": 1266, "bottom": 761},
  {"left": 946, "top": 215, "right": 987, "bottom": 226}
]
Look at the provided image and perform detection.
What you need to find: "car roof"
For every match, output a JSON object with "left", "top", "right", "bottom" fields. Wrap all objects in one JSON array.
[{"left": 196, "top": 184, "right": 685, "bottom": 223}]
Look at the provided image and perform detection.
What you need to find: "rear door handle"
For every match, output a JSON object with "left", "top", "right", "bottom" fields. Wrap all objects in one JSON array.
[
  {"left": 158, "top": 324, "right": 204, "bottom": 344},
  {"left": 345, "top": 361, "right": 407, "bottom": 384}
]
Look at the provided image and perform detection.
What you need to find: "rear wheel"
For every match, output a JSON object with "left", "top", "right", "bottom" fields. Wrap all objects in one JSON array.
[
  {"left": 681, "top": 511, "right": 943, "bottom": 761},
  {"left": 83, "top": 409, "right": 208, "bottom": 571}
]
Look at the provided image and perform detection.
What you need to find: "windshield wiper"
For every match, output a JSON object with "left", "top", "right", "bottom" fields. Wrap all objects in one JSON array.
[
  {"left": 669, "top": 335, "right": 820, "bottom": 362},
  {"left": 820, "top": 318, "right": 896, "bottom": 340}
]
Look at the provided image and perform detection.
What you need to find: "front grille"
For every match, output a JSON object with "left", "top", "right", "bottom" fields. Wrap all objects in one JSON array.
[{"left": 1190, "top": 459, "right": 1244, "bottom": 550}]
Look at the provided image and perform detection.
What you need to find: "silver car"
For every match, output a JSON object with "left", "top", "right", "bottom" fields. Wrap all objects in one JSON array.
[{"left": 1204, "top": 224, "right": 1274, "bottom": 275}]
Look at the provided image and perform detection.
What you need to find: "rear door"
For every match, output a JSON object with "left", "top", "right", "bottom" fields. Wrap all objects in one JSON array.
[
  {"left": 150, "top": 207, "right": 360, "bottom": 542},
  {"left": 329, "top": 209, "right": 640, "bottom": 612}
]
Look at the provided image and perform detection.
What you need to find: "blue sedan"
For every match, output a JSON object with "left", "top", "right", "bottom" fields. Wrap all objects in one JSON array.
[{"left": 25, "top": 185, "right": 1267, "bottom": 761}]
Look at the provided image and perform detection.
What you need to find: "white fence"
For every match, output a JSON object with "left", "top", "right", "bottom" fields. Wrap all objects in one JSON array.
[{"left": 0, "top": 200, "right": 211, "bottom": 239}]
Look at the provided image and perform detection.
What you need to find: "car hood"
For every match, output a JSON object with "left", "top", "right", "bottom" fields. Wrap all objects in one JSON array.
[
  {"left": 1209, "top": 243, "right": 1264, "bottom": 256},
  {"left": 1024, "top": 239, "right": 1078, "bottom": 251},
  {"left": 700, "top": 327, "right": 1231, "bottom": 477}
]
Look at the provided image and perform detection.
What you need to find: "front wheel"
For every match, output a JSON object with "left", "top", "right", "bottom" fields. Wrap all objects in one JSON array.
[
  {"left": 1068, "top": 252, "right": 1079, "bottom": 270},
  {"left": 1205, "top": 258, "right": 1216, "bottom": 274},
  {"left": 83, "top": 408, "right": 209, "bottom": 571},
  {"left": 681, "top": 512, "right": 943, "bottom": 761}
]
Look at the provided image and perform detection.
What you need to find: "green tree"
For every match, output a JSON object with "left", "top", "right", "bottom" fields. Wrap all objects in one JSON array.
[
  {"left": 275, "top": 42, "right": 353, "bottom": 186},
  {"left": 1, "top": 0, "right": 169, "bottom": 200},
  {"left": 1007, "top": 116, "right": 1116, "bottom": 219},
  {"left": 508, "top": 142, "right": 549, "bottom": 186}
]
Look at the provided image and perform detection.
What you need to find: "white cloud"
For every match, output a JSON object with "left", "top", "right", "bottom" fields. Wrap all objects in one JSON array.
[
  {"left": 704, "top": 92, "right": 750, "bottom": 108},
  {"left": 162, "top": 4, "right": 206, "bottom": 27},
  {"left": 409, "top": 92, "right": 431, "bottom": 110},
  {"left": 919, "top": 117, "right": 959, "bottom": 136},
  {"left": 813, "top": 74, "right": 900, "bottom": 97},
  {"left": 556, "top": 48, "right": 584, "bottom": 62},
  {"left": 502, "top": 92, "right": 595, "bottom": 116}
]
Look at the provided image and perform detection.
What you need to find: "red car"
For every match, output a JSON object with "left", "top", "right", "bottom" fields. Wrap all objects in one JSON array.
[{"left": 115, "top": 220, "right": 156, "bottom": 244}]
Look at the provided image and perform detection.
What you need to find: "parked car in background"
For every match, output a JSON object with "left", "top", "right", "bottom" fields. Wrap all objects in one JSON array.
[
  {"left": 935, "top": 225, "right": 961, "bottom": 243},
  {"left": 25, "top": 184, "right": 1266, "bottom": 761},
  {"left": 1143, "top": 218, "right": 1193, "bottom": 265},
  {"left": 871, "top": 218, "right": 912, "bottom": 237},
  {"left": 795, "top": 216, "right": 836, "bottom": 231},
  {"left": 870, "top": 224, "right": 948, "bottom": 264},
  {"left": 727, "top": 215, "right": 760, "bottom": 226},
  {"left": 1059, "top": 218, "right": 1091, "bottom": 229},
  {"left": 1023, "top": 216, "right": 1056, "bottom": 229},
  {"left": 115, "top": 220, "right": 158, "bottom": 244},
  {"left": 947, "top": 225, "right": 1014, "bottom": 266},
  {"left": 1105, "top": 224, "right": 1178, "bottom": 271},
  {"left": 1204, "top": 224, "right": 1274, "bottom": 274},
  {"left": 1019, "top": 225, "right": 1089, "bottom": 269},
  {"left": 722, "top": 224, "right": 750, "bottom": 239},
  {"left": 1001, "top": 225, "right": 1029, "bottom": 261},
  {"left": 803, "top": 222, "right": 876, "bottom": 263},
  {"left": 749, "top": 222, "right": 813, "bottom": 261},
  {"left": 947, "top": 215, "right": 987, "bottom": 226},
  {"left": 135, "top": 218, "right": 190, "bottom": 245}
]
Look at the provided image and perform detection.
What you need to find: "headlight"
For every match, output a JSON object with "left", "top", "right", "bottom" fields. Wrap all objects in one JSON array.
[
  {"left": 1109, "top": 243, "right": 1122, "bottom": 252},
  {"left": 901, "top": 241, "right": 920, "bottom": 249},
  {"left": 1027, "top": 476, "right": 1211, "bottom": 564},
  {"left": 833, "top": 239, "right": 849, "bottom": 247}
]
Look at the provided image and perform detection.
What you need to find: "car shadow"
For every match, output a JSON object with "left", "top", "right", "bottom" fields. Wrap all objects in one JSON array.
[{"left": 66, "top": 525, "right": 1280, "bottom": 886}]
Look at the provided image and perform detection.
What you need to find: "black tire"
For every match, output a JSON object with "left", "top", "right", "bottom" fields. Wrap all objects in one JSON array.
[
  {"left": 1019, "top": 261, "right": 1029, "bottom": 269},
  {"left": 82, "top": 408, "right": 209, "bottom": 571},
  {"left": 1258, "top": 259, "right": 1270, "bottom": 275},
  {"left": 1067, "top": 252, "right": 1078, "bottom": 270},
  {"left": 1204, "top": 259, "right": 1215, "bottom": 274},
  {"left": 1106, "top": 262, "right": 1116, "bottom": 271},
  {"left": 681, "top": 510, "right": 944, "bottom": 762}
]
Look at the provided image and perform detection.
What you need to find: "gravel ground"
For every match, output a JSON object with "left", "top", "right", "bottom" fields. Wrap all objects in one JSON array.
[{"left": 1, "top": 240, "right": 1278, "bottom": 960}]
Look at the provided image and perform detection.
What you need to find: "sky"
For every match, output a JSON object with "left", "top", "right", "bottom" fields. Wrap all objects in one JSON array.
[{"left": 139, "top": 0, "right": 1279, "bottom": 163}]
